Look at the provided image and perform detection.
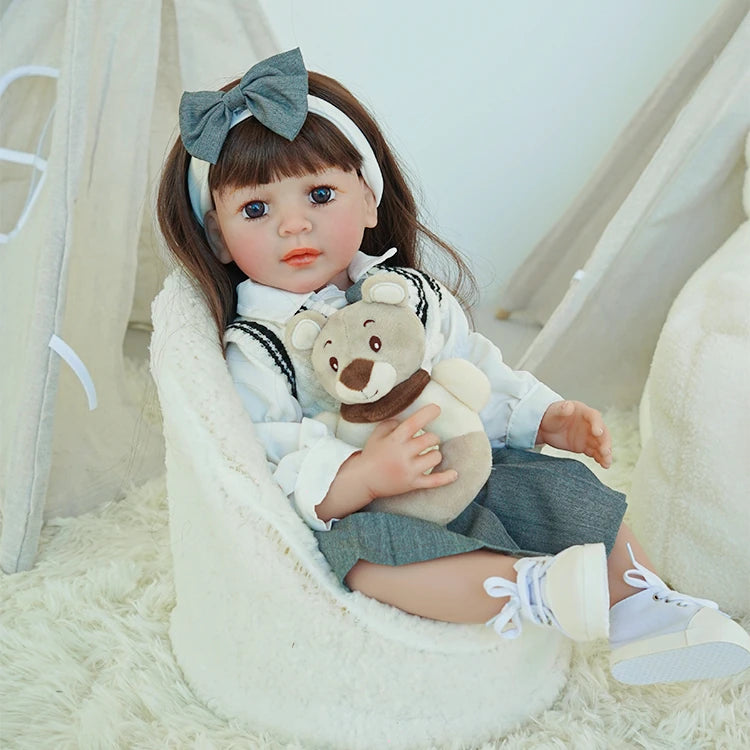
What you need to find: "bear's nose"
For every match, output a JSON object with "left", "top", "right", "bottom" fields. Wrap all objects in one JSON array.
[{"left": 339, "top": 359, "right": 373, "bottom": 391}]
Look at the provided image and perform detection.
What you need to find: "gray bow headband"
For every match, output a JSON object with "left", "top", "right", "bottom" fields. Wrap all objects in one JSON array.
[
  {"left": 179, "top": 48, "right": 384, "bottom": 225},
  {"left": 180, "top": 48, "right": 308, "bottom": 163}
]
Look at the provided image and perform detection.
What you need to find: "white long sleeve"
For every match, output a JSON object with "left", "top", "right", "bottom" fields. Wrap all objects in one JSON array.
[
  {"left": 433, "top": 287, "right": 562, "bottom": 449},
  {"left": 226, "top": 343, "right": 358, "bottom": 530}
]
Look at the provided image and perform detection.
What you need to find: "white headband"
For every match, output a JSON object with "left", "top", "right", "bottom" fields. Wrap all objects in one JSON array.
[{"left": 186, "top": 94, "right": 384, "bottom": 226}]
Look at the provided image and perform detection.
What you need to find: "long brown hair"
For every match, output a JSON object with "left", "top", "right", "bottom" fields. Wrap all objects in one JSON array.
[{"left": 157, "top": 70, "right": 476, "bottom": 347}]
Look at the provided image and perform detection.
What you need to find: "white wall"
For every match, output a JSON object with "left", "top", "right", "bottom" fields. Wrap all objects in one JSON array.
[{"left": 259, "top": 0, "right": 725, "bottom": 302}]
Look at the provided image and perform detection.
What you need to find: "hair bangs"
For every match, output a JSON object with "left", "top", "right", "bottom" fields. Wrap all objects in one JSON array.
[{"left": 210, "top": 113, "right": 362, "bottom": 192}]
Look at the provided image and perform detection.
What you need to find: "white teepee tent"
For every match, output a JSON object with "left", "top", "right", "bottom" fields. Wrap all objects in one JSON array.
[
  {"left": 0, "top": 0, "right": 278, "bottom": 573},
  {"left": 496, "top": 1, "right": 750, "bottom": 409}
]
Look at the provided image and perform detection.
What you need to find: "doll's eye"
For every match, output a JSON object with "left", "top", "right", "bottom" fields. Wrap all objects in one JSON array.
[
  {"left": 309, "top": 186, "right": 335, "bottom": 205},
  {"left": 242, "top": 201, "right": 268, "bottom": 219},
  {"left": 369, "top": 336, "right": 381, "bottom": 352},
  {"left": 329, "top": 357, "right": 339, "bottom": 371}
]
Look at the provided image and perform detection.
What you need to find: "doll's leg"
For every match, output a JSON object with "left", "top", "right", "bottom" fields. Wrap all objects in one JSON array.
[
  {"left": 448, "top": 449, "right": 749, "bottom": 681},
  {"left": 345, "top": 543, "right": 610, "bottom": 642},
  {"left": 345, "top": 550, "right": 518, "bottom": 624},
  {"left": 607, "top": 521, "right": 655, "bottom": 605}
]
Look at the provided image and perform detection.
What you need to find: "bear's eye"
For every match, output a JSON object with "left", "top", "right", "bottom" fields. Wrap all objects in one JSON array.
[
  {"left": 369, "top": 336, "right": 381, "bottom": 352},
  {"left": 329, "top": 357, "right": 339, "bottom": 372}
]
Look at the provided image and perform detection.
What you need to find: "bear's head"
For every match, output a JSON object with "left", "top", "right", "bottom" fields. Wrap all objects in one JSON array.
[{"left": 286, "top": 273, "right": 424, "bottom": 405}]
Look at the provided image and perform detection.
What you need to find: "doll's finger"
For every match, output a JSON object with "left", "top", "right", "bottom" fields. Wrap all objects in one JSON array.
[
  {"left": 598, "top": 427, "right": 612, "bottom": 453},
  {"left": 583, "top": 432, "right": 606, "bottom": 457},
  {"left": 593, "top": 443, "right": 612, "bottom": 468},
  {"left": 411, "top": 431, "right": 440, "bottom": 453},
  {"left": 414, "top": 446, "right": 443, "bottom": 472},
  {"left": 589, "top": 428, "right": 610, "bottom": 451},
  {"left": 371, "top": 418, "right": 401, "bottom": 437},
  {"left": 558, "top": 400, "right": 575, "bottom": 416},
  {"left": 548, "top": 400, "right": 574, "bottom": 428},
  {"left": 595, "top": 451, "right": 612, "bottom": 469},
  {"left": 414, "top": 467, "right": 458, "bottom": 488},
  {"left": 399, "top": 403, "right": 441, "bottom": 436},
  {"left": 586, "top": 409, "right": 605, "bottom": 436},
  {"left": 591, "top": 437, "right": 611, "bottom": 458}
]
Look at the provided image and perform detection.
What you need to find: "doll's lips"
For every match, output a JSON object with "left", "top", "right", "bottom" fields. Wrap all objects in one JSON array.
[{"left": 282, "top": 248, "right": 321, "bottom": 266}]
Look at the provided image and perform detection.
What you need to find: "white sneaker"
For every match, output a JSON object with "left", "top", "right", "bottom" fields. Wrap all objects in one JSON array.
[
  {"left": 609, "top": 545, "right": 750, "bottom": 685},
  {"left": 483, "top": 543, "right": 609, "bottom": 642}
]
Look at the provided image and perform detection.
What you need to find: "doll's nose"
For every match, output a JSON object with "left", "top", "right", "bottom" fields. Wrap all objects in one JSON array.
[{"left": 278, "top": 210, "right": 312, "bottom": 236}]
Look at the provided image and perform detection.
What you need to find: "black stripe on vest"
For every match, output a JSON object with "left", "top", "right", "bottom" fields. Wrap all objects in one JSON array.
[
  {"left": 389, "top": 268, "right": 439, "bottom": 326},
  {"left": 416, "top": 270, "right": 442, "bottom": 303},
  {"left": 226, "top": 321, "right": 297, "bottom": 399}
]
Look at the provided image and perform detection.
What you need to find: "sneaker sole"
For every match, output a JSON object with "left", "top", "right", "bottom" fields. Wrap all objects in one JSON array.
[
  {"left": 611, "top": 622, "right": 750, "bottom": 685},
  {"left": 578, "top": 543, "right": 610, "bottom": 641}
]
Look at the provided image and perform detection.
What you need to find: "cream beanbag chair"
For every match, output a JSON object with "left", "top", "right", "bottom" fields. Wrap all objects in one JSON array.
[
  {"left": 629, "top": 131, "right": 750, "bottom": 617},
  {"left": 149, "top": 271, "right": 570, "bottom": 750}
]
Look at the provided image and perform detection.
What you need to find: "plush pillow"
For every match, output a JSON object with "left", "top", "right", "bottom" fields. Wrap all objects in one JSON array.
[{"left": 629, "top": 131, "right": 750, "bottom": 616}]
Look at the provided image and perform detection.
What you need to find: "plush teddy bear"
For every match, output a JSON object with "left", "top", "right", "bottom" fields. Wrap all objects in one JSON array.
[{"left": 285, "top": 272, "right": 492, "bottom": 525}]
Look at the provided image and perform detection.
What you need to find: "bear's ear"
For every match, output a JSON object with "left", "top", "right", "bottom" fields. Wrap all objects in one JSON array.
[
  {"left": 360, "top": 272, "right": 410, "bottom": 306},
  {"left": 285, "top": 311, "right": 328, "bottom": 354}
]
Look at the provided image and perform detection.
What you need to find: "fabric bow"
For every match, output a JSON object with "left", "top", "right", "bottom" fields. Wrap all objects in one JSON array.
[{"left": 179, "top": 48, "right": 309, "bottom": 164}]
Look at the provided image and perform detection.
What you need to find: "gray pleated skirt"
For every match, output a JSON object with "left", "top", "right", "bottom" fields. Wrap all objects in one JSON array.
[{"left": 315, "top": 447, "right": 627, "bottom": 589}]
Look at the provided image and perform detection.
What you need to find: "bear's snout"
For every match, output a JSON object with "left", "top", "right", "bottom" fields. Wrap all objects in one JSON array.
[{"left": 339, "top": 358, "right": 374, "bottom": 391}]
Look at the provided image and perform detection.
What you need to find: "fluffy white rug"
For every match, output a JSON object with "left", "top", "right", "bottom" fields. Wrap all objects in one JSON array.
[{"left": 2, "top": 390, "right": 749, "bottom": 748}]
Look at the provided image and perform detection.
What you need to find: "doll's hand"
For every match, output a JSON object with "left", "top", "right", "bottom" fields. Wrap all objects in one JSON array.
[
  {"left": 537, "top": 400, "right": 612, "bottom": 468},
  {"left": 358, "top": 403, "right": 458, "bottom": 499},
  {"left": 315, "top": 404, "right": 458, "bottom": 522}
]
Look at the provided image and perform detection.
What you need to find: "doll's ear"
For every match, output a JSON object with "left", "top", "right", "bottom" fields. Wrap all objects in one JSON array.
[
  {"left": 361, "top": 178, "right": 378, "bottom": 229},
  {"left": 204, "top": 210, "right": 233, "bottom": 264},
  {"left": 286, "top": 311, "right": 328, "bottom": 353},
  {"left": 361, "top": 272, "right": 410, "bottom": 306}
]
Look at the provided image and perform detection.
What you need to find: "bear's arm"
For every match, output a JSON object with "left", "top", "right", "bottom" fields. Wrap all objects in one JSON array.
[{"left": 430, "top": 358, "right": 491, "bottom": 413}]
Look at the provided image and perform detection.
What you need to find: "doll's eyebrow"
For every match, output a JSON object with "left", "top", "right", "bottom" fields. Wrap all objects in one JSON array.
[
  {"left": 323, "top": 339, "right": 332, "bottom": 347},
  {"left": 363, "top": 319, "right": 374, "bottom": 327}
]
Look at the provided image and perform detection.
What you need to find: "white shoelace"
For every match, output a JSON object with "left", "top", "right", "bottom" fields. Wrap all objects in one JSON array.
[
  {"left": 484, "top": 557, "right": 556, "bottom": 639},
  {"left": 623, "top": 543, "right": 719, "bottom": 609}
]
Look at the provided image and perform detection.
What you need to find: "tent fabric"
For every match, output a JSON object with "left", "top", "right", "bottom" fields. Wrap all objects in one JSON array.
[
  {"left": 1, "top": 0, "right": 108, "bottom": 573},
  {"left": 495, "top": 0, "right": 750, "bottom": 330},
  {"left": 149, "top": 269, "right": 571, "bottom": 750},
  {"left": 1, "top": 0, "right": 167, "bottom": 573},
  {"left": 0, "top": 0, "right": 277, "bottom": 573},
  {"left": 497, "top": 4, "right": 750, "bottom": 410}
]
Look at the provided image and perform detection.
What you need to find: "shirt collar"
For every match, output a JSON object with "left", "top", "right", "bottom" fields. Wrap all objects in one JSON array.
[{"left": 235, "top": 248, "right": 397, "bottom": 323}]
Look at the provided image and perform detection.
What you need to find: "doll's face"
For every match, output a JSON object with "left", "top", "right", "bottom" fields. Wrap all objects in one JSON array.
[{"left": 205, "top": 167, "right": 377, "bottom": 293}]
